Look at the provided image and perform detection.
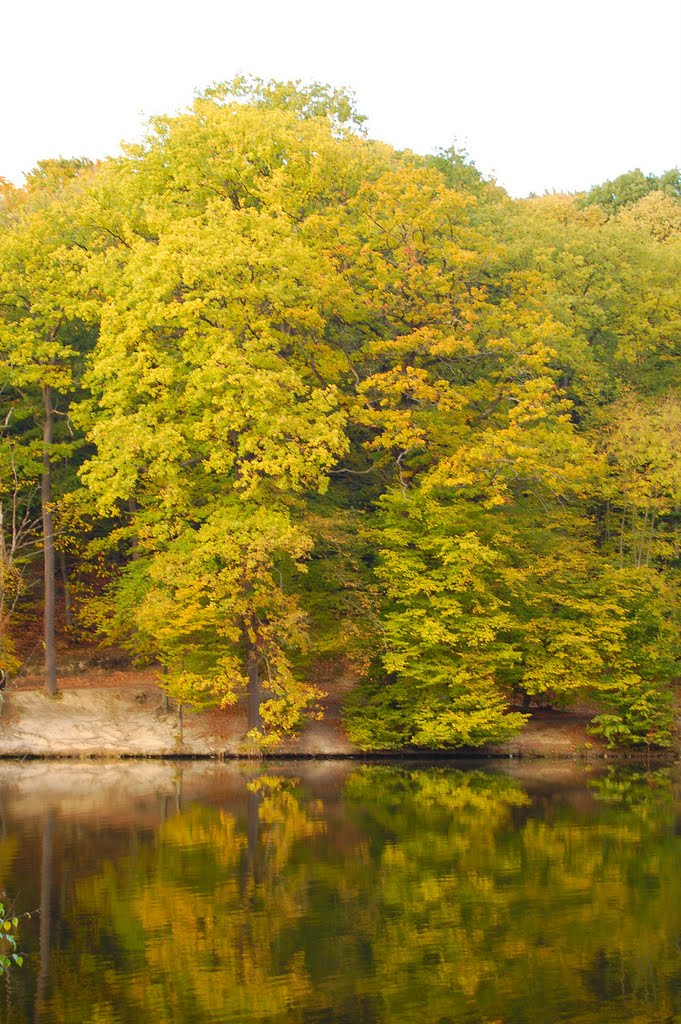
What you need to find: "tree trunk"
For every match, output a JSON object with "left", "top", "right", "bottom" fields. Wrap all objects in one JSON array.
[
  {"left": 247, "top": 653, "right": 262, "bottom": 733},
  {"left": 245, "top": 619, "right": 263, "bottom": 734},
  {"left": 42, "top": 386, "right": 57, "bottom": 696}
]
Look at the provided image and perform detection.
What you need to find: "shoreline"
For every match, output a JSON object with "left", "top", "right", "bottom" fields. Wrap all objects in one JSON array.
[{"left": 0, "top": 682, "right": 676, "bottom": 763}]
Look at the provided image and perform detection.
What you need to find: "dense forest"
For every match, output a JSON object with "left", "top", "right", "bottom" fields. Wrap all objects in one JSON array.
[{"left": 0, "top": 78, "right": 679, "bottom": 749}]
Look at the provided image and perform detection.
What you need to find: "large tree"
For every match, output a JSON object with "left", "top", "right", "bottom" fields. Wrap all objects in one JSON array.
[{"left": 77, "top": 82, "right": 379, "bottom": 740}]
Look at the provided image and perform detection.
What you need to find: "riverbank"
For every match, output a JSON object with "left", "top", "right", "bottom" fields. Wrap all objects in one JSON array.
[{"left": 1, "top": 669, "right": 673, "bottom": 760}]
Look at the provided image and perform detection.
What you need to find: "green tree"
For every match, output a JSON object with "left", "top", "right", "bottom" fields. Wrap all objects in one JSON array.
[
  {"left": 583, "top": 167, "right": 681, "bottom": 214},
  {"left": 0, "top": 161, "right": 97, "bottom": 690}
]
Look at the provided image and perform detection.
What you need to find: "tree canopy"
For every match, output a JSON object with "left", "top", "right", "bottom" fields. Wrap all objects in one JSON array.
[{"left": 1, "top": 79, "right": 678, "bottom": 748}]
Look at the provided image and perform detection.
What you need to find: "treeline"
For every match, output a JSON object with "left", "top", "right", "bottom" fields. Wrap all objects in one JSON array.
[{"left": 0, "top": 78, "right": 679, "bottom": 748}]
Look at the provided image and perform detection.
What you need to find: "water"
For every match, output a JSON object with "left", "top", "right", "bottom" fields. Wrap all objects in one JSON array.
[{"left": 0, "top": 760, "right": 680, "bottom": 1024}]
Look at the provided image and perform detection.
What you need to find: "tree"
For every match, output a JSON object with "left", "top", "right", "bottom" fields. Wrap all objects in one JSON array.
[
  {"left": 98, "top": 506, "right": 325, "bottom": 741},
  {"left": 601, "top": 395, "right": 681, "bottom": 570},
  {"left": 582, "top": 167, "right": 681, "bottom": 214},
  {"left": 0, "top": 161, "right": 97, "bottom": 692},
  {"left": 345, "top": 490, "right": 528, "bottom": 750},
  {"left": 0, "top": 435, "right": 41, "bottom": 672},
  {"left": 76, "top": 85, "right": 372, "bottom": 740},
  {"left": 1, "top": 78, "right": 678, "bottom": 752}
]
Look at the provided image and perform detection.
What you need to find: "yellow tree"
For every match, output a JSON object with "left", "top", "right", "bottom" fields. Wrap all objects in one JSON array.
[{"left": 76, "top": 84, "right": 381, "bottom": 739}]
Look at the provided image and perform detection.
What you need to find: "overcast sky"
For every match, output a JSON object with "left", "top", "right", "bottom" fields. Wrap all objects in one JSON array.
[{"left": 2, "top": 0, "right": 679, "bottom": 197}]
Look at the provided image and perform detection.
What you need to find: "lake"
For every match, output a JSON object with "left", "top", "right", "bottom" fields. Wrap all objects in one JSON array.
[{"left": 0, "top": 759, "right": 679, "bottom": 1024}]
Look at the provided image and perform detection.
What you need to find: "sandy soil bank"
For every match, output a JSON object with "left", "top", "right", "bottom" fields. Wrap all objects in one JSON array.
[
  {"left": 0, "top": 683, "right": 356, "bottom": 757},
  {"left": 0, "top": 667, "right": 639, "bottom": 759}
]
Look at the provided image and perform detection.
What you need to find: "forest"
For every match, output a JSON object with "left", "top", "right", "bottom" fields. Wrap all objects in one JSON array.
[{"left": 0, "top": 77, "right": 679, "bottom": 750}]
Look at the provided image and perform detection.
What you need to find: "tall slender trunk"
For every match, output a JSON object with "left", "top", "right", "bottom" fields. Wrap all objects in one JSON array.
[
  {"left": 42, "top": 386, "right": 56, "bottom": 696},
  {"left": 636, "top": 507, "right": 649, "bottom": 568},
  {"left": 247, "top": 652, "right": 262, "bottom": 733},
  {"left": 245, "top": 618, "right": 263, "bottom": 734},
  {"left": 619, "top": 501, "right": 628, "bottom": 568},
  {"left": 645, "top": 512, "right": 656, "bottom": 568}
]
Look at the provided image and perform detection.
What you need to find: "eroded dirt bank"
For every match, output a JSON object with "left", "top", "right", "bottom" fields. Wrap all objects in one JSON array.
[
  {"left": 0, "top": 683, "right": 355, "bottom": 757},
  {"left": 0, "top": 669, "right": 662, "bottom": 759}
]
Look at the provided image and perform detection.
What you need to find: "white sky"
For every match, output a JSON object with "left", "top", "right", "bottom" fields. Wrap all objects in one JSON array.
[{"left": 1, "top": 0, "right": 680, "bottom": 197}]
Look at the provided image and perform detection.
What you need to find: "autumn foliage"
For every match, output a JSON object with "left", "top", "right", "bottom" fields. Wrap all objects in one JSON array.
[{"left": 0, "top": 79, "right": 679, "bottom": 747}]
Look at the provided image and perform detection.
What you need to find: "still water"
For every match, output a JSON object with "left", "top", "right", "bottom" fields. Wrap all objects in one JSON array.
[{"left": 0, "top": 759, "right": 680, "bottom": 1024}]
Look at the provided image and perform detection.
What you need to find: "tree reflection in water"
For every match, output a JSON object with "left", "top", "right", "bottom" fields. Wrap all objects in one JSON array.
[{"left": 0, "top": 764, "right": 679, "bottom": 1024}]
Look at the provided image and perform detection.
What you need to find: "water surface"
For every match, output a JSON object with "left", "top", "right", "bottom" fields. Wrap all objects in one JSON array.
[{"left": 0, "top": 759, "right": 680, "bottom": 1024}]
